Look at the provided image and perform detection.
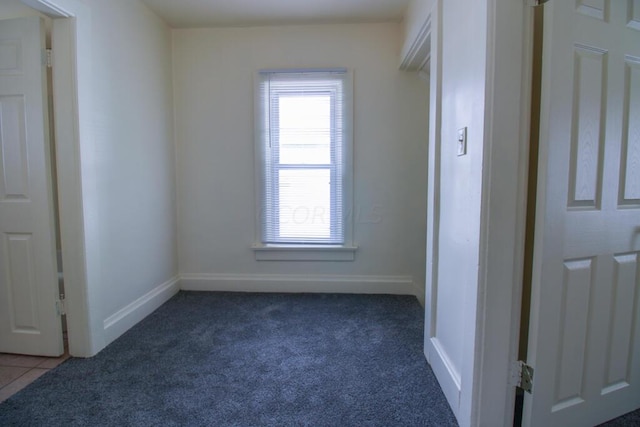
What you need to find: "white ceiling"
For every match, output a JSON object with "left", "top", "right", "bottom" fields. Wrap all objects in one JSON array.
[{"left": 141, "top": 0, "right": 411, "bottom": 28}]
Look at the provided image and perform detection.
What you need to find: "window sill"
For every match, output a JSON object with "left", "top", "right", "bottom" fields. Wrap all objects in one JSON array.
[{"left": 252, "top": 244, "right": 358, "bottom": 261}]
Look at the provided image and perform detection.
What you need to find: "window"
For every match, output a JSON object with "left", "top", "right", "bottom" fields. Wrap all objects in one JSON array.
[{"left": 254, "top": 69, "right": 355, "bottom": 260}]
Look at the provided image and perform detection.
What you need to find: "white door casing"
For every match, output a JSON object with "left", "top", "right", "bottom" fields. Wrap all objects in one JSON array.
[
  {"left": 0, "top": 17, "right": 63, "bottom": 357},
  {"left": 525, "top": 1, "right": 640, "bottom": 426}
]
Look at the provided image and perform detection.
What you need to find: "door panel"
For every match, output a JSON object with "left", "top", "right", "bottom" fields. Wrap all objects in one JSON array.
[
  {"left": 525, "top": 1, "right": 640, "bottom": 425},
  {"left": 0, "top": 17, "right": 62, "bottom": 356},
  {"left": 567, "top": 45, "right": 606, "bottom": 209},
  {"left": 619, "top": 57, "right": 640, "bottom": 205},
  {"left": 5, "top": 233, "right": 39, "bottom": 332},
  {"left": 0, "top": 96, "right": 30, "bottom": 200},
  {"left": 604, "top": 252, "right": 638, "bottom": 393}
]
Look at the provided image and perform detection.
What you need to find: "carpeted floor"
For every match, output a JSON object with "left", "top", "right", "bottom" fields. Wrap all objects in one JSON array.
[
  {"left": 0, "top": 292, "right": 458, "bottom": 426},
  {"left": 600, "top": 410, "right": 640, "bottom": 427}
]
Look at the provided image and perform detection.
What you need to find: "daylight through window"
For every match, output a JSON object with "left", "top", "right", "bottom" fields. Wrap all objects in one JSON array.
[{"left": 256, "top": 69, "right": 352, "bottom": 245}]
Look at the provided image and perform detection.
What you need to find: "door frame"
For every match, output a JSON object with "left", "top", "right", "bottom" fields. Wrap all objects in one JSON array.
[
  {"left": 472, "top": 1, "right": 534, "bottom": 424},
  {"left": 421, "top": 0, "right": 536, "bottom": 425},
  {"left": 19, "top": 0, "right": 103, "bottom": 357}
]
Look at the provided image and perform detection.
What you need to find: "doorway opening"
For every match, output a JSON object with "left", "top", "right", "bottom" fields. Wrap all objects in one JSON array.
[
  {"left": 48, "top": 50, "right": 68, "bottom": 355},
  {"left": 0, "top": 0, "right": 91, "bottom": 359},
  {"left": 0, "top": 3, "right": 67, "bottom": 358},
  {"left": 513, "top": 6, "right": 543, "bottom": 427}
]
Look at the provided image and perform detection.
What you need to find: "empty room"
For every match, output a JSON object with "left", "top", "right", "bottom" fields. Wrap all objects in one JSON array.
[{"left": 0, "top": 0, "right": 639, "bottom": 426}]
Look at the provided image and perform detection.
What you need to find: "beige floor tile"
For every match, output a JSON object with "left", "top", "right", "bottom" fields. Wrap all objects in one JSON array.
[
  {"left": 37, "top": 354, "right": 70, "bottom": 369},
  {"left": 0, "top": 368, "right": 49, "bottom": 403},
  {"left": 0, "top": 366, "right": 29, "bottom": 388},
  {"left": 0, "top": 353, "right": 47, "bottom": 368}
]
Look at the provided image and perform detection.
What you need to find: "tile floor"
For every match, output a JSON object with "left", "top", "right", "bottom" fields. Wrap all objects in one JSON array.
[{"left": 0, "top": 351, "right": 69, "bottom": 403}]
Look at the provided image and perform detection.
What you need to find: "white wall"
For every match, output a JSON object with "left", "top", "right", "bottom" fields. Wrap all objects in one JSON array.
[
  {"left": 417, "top": 0, "right": 489, "bottom": 425},
  {"left": 173, "top": 23, "right": 429, "bottom": 299},
  {"left": 439, "top": 3, "right": 486, "bottom": 422},
  {"left": 0, "top": 0, "right": 50, "bottom": 30},
  {"left": 85, "top": 0, "right": 178, "bottom": 345},
  {"left": 417, "top": 0, "right": 531, "bottom": 425},
  {"left": 437, "top": 0, "right": 487, "bottom": 403},
  {"left": 14, "top": 0, "right": 179, "bottom": 354}
]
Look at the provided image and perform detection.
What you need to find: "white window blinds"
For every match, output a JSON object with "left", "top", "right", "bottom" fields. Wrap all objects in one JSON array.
[{"left": 256, "top": 69, "right": 351, "bottom": 245}]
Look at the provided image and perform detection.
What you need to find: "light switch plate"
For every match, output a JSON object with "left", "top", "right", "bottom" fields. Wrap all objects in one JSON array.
[{"left": 457, "top": 127, "right": 467, "bottom": 156}]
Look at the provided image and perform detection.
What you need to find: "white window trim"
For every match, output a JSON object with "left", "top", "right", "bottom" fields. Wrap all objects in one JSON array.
[
  {"left": 251, "top": 244, "right": 358, "bottom": 261},
  {"left": 252, "top": 68, "right": 355, "bottom": 261}
]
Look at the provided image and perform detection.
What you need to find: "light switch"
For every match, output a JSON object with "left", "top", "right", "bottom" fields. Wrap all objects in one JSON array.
[{"left": 457, "top": 127, "right": 467, "bottom": 156}]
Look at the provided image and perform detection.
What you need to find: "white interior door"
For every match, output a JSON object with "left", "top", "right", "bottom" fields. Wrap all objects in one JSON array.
[
  {"left": 524, "top": 1, "right": 640, "bottom": 426},
  {"left": 0, "top": 17, "right": 63, "bottom": 357}
]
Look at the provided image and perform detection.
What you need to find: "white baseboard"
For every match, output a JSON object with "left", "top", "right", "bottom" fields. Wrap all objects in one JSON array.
[
  {"left": 413, "top": 281, "right": 426, "bottom": 307},
  {"left": 179, "top": 273, "right": 416, "bottom": 296},
  {"left": 103, "top": 276, "right": 180, "bottom": 345},
  {"left": 428, "top": 337, "right": 462, "bottom": 418}
]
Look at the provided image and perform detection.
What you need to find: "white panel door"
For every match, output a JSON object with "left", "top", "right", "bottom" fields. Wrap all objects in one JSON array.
[
  {"left": 524, "top": 1, "right": 640, "bottom": 426},
  {"left": 0, "top": 17, "right": 62, "bottom": 357}
]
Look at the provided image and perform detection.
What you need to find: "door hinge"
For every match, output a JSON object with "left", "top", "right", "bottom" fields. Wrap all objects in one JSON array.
[
  {"left": 45, "top": 49, "right": 52, "bottom": 68},
  {"left": 524, "top": 0, "right": 549, "bottom": 6},
  {"left": 55, "top": 293, "right": 66, "bottom": 316},
  {"left": 511, "top": 360, "right": 534, "bottom": 393}
]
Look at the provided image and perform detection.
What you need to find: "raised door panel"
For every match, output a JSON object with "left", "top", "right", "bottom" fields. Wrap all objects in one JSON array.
[
  {"left": 0, "top": 96, "right": 29, "bottom": 200},
  {"left": 552, "top": 258, "right": 594, "bottom": 411},
  {"left": 603, "top": 253, "right": 639, "bottom": 394},
  {"left": 4, "top": 233, "right": 38, "bottom": 332},
  {"left": 577, "top": 0, "right": 609, "bottom": 21},
  {"left": 619, "top": 57, "right": 640, "bottom": 205},
  {"left": 628, "top": 0, "right": 640, "bottom": 31},
  {"left": 568, "top": 45, "right": 607, "bottom": 209}
]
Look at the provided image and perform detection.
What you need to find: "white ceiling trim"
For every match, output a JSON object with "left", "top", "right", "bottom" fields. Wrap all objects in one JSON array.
[
  {"left": 140, "top": 0, "right": 411, "bottom": 28},
  {"left": 399, "top": 12, "right": 431, "bottom": 72}
]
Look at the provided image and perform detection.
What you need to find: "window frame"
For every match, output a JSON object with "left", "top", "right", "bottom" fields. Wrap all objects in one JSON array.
[
  {"left": 252, "top": 68, "right": 356, "bottom": 261},
  {"left": 266, "top": 87, "right": 340, "bottom": 244}
]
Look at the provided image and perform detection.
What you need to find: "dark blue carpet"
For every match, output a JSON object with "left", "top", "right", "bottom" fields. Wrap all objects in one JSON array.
[
  {"left": 0, "top": 292, "right": 458, "bottom": 426},
  {"left": 600, "top": 409, "right": 640, "bottom": 426}
]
